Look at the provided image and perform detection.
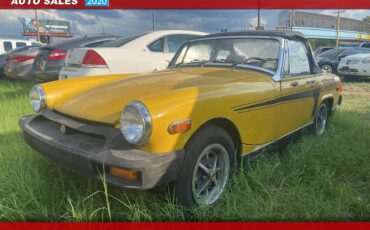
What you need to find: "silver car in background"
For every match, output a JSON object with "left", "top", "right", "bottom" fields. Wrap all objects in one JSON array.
[
  {"left": 0, "top": 45, "right": 41, "bottom": 77},
  {"left": 33, "top": 36, "right": 119, "bottom": 82},
  {"left": 4, "top": 47, "right": 40, "bottom": 81}
]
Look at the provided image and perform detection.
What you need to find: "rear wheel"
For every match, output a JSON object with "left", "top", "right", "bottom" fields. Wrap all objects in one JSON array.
[
  {"left": 174, "top": 125, "right": 235, "bottom": 208},
  {"left": 314, "top": 102, "right": 329, "bottom": 136}
]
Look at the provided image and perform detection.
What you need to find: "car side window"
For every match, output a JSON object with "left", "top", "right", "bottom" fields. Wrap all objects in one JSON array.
[
  {"left": 31, "top": 42, "right": 42, "bottom": 47},
  {"left": 3, "top": 41, "right": 12, "bottom": 51},
  {"left": 148, "top": 37, "right": 164, "bottom": 52},
  {"left": 288, "top": 40, "right": 311, "bottom": 77},
  {"left": 166, "top": 34, "right": 197, "bottom": 53},
  {"left": 16, "top": 42, "right": 27, "bottom": 48}
]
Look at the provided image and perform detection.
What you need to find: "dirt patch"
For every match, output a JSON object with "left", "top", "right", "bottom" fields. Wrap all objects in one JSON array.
[{"left": 342, "top": 82, "right": 370, "bottom": 97}]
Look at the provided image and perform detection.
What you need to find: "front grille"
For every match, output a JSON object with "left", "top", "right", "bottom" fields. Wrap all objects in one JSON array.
[
  {"left": 53, "top": 110, "right": 115, "bottom": 128},
  {"left": 28, "top": 115, "right": 106, "bottom": 155}
]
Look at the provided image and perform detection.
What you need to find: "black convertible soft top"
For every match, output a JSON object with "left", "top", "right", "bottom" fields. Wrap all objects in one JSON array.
[{"left": 196, "top": 30, "right": 307, "bottom": 41}]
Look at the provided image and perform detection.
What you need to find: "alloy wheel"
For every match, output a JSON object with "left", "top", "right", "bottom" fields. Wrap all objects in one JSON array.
[
  {"left": 316, "top": 103, "right": 328, "bottom": 135},
  {"left": 191, "top": 143, "right": 230, "bottom": 205}
]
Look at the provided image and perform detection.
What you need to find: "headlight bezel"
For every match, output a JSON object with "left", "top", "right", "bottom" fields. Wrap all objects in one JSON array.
[
  {"left": 120, "top": 101, "right": 152, "bottom": 146},
  {"left": 29, "top": 84, "right": 46, "bottom": 113}
]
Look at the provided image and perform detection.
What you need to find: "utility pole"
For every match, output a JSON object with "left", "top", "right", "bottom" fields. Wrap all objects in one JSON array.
[
  {"left": 34, "top": 10, "right": 40, "bottom": 42},
  {"left": 291, "top": 10, "right": 295, "bottom": 31},
  {"left": 334, "top": 10, "right": 345, "bottom": 47},
  {"left": 257, "top": 8, "right": 261, "bottom": 29},
  {"left": 151, "top": 10, "right": 155, "bottom": 31}
]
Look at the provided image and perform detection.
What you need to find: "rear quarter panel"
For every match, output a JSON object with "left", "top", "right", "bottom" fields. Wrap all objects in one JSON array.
[{"left": 315, "top": 73, "right": 341, "bottom": 111}]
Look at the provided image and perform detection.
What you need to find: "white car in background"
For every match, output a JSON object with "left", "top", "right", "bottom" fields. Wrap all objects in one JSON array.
[
  {"left": 0, "top": 38, "right": 42, "bottom": 54},
  {"left": 337, "top": 53, "right": 370, "bottom": 79},
  {"left": 59, "top": 30, "right": 207, "bottom": 79}
]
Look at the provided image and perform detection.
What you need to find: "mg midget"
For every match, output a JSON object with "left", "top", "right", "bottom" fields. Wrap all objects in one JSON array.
[{"left": 19, "top": 31, "right": 343, "bottom": 208}]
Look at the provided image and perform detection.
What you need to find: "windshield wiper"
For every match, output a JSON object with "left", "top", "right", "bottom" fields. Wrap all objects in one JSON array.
[
  {"left": 231, "top": 57, "right": 276, "bottom": 68},
  {"left": 175, "top": 60, "right": 209, "bottom": 67}
]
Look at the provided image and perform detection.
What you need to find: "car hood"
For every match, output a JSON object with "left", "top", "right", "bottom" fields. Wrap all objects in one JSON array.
[
  {"left": 53, "top": 67, "right": 265, "bottom": 124},
  {"left": 342, "top": 53, "right": 370, "bottom": 60},
  {"left": 316, "top": 56, "right": 331, "bottom": 63}
]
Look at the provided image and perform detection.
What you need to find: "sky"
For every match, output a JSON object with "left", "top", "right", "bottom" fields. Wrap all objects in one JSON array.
[{"left": 0, "top": 9, "right": 369, "bottom": 40}]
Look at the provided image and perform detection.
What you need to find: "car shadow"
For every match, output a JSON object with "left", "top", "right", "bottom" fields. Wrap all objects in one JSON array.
[{"left": 340, "top": 76, "right": 370, "bottom": 83}]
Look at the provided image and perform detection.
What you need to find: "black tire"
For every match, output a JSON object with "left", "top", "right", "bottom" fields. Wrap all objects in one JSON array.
[
  {"left": 174, "top": 125, "right": 236, "bottom": 209},
  {"left": 313, "top": 101, "right": 330, "bottom": 136},
  {"left": 321, "top": 64, "right": 333, "bottom": 74}
]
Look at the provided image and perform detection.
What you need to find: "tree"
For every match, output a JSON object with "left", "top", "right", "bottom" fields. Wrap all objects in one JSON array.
[{"left": 363, "top": 16, "right": 370, "bottom": 23}]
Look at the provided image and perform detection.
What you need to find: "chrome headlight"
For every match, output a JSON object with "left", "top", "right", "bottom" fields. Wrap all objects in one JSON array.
[
  {"left": 120, "top": 101, "right": 152, "bottom": 145},
  {"left": 29, "top": 85, "right": 46, "bottom": 112}
]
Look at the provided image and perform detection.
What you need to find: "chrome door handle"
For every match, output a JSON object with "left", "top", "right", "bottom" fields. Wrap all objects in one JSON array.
[
  {"left": 306, "top": 80, "right": 316, "bottom": 84},
  {"left": 291, "top": 81, "right": 299, "bottom": 87}
]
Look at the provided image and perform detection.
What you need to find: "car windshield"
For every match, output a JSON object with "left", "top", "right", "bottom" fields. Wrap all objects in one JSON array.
[
  {"left": 100, "top": 33, "right": 149, "bottom": 47},
  {"left": 171, "top": 38, "right": 280, "bottom": 73},
  {"left": 318, "top": 48, "right": 344, "bottom": 58}
]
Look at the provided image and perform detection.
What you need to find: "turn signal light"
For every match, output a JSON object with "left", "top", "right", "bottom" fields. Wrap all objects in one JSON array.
[
  {"left": 48, "top": 49, "right": 67, "bottom": 61},
  {"left": 338, "top": 82, "right": 344, "bottom": 92},
  {"left": 110, "top": 167, "right": 139, "bottom": 181},
  {"left": 168, "top": 119, "right": 192, "bottom": 134},
  {"left": 11, "top": 55, "right": 35, "bottom": 63}
]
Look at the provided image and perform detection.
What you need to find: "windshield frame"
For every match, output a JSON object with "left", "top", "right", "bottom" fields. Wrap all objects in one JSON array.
[{"left": 169, "top": 35, "right": 284, "bottom": 80}]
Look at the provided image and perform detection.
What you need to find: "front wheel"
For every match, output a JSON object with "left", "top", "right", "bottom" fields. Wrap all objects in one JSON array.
[
  {"left": 321, "top": 64, "right": 333, "bottom": 73},
  {"left": 314, "top": 102, "right": 329, "bottom": 136},
  {"left": 174, "top": 125, "right": 235, "bottom": 208}
]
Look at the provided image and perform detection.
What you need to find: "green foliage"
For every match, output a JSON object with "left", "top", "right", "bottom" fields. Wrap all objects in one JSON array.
[
  {"left": 362, "top": 16, "right": 370, "bottom": 24},
  {"left": 308, "top": 39, "right": 336, "bottom": 51}
]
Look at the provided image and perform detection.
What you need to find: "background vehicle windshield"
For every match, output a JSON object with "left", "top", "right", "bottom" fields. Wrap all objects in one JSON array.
[
  {"left": 172, "top": 38, "right": 280, "bottom": 72},
  {"left": 318, "top": 48, "right": 344, "bottom": 58}
]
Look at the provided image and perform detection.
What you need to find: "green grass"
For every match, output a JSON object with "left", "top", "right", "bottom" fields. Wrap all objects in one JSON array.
[{"left": 0, "top": 77, "right": 369, "bottom": 221}]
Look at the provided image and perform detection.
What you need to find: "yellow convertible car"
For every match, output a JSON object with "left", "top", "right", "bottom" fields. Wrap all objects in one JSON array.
[{"left": 19, "top": 31, "right": 343, "bottom": 208}]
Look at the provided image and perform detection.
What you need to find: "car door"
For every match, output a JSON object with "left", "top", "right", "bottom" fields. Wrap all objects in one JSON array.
[{"left": 277, "top": 40, "right": 317, "bottom": 137}]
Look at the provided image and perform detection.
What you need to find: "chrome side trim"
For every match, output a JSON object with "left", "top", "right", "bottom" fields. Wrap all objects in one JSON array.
[
  {"left": 272, "top": 37, "right": 286, "bottom": 82},
  {"left": 243, "top": 121, "right": 314, "bottom": 156}
]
